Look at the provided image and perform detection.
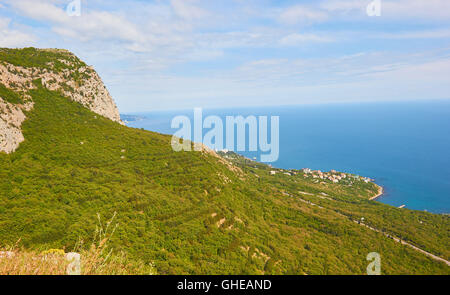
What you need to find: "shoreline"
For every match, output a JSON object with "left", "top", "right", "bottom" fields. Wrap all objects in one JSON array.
[{"left": 369, "top": 184, "right": 384, "bottom": 200}]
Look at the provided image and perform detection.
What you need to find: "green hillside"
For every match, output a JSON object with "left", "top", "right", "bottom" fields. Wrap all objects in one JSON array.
[{"left": 0, "top": 48, "right": 448, "bottom": 274}]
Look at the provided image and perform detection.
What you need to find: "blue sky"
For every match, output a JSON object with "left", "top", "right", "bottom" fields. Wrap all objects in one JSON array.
[{"left": 1, "top": 0, "right": 450, "bottom": 112}]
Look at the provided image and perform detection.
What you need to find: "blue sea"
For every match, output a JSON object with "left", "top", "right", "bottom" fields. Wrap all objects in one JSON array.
[{"left": 123, "top": 100, "right": 450, "bottom": 213}]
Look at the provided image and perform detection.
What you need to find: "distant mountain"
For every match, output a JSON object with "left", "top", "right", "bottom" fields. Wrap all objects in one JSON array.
[
  {"left": 120, "top": 114, "right": 147, "bottom": 123},
  {"left": 0, "top": 48, "right": 448, "bottom": 274}
]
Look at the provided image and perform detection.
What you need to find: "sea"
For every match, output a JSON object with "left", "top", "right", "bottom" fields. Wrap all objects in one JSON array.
[{"left": 122, "top": 100, "right": 450, "bottom": 214}]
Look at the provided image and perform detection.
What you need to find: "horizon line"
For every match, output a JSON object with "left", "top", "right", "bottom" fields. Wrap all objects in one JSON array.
[{"left": 119, "top": 97, "right": 450, "bottom": 114}]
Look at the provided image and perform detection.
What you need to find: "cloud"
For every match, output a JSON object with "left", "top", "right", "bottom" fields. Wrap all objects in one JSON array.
[
  {"left": 3, "top": 0, "right": 449, "bottom": 110},
  {"left": 230, "top": 50, "right": 449, "bottom": 90},
  {"left": 9, "top": 0, "right": 144, "bottom": 44},
  {"left": 279, "top": 33, "right": 333, "bottom": 46},
  {"left": 170, "top": 0, "right": 209, "bottom": 20},
  {"left": 320, "top": 0, "right": 366, "bottom": 12},
  {"left": 320, "top": 0, "right": 450, "bottom": 21},
  {"left": 194, "top": 31, "right": 274, "bottom": 49},
  {"left": 0, "top": 17, "right": 35, "bottom": 47},
  {"left": 376, "top": 29, "right": 450, "bottom": 39},
  {"left": 112, "top": 53, "right": 450, "bottom": 111},
  {"left": 382, "top": 0, "right": 450, "bottom": 20},
  {"left": 278, "top": 5, "right": 328, "bottom": 25}
]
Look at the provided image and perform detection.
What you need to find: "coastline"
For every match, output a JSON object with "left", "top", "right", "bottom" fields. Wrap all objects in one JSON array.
[{"left": 369, "top": 184, "right": 384, "bottom": 201}]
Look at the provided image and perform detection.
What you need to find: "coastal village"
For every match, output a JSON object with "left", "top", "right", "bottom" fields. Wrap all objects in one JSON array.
[
  {"left": 269, "top": 168, "right": 373, "bottom": 185},
  {"left": 217, "top": 150, "right": 374, "bottom": 186}
]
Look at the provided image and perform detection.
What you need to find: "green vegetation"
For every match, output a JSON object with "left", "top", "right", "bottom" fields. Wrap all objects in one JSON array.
[
  {"left": 0, "top": 48, "right": 448, "bottom": 274},
  {"left": 1, "top": 213, "right": 157, "bottom": 275},
  {"left": 0, "top": 47, "right": 88, "bottom": 73},
  {"left": 0, "top": 84, "right": 23, "bottom": 104}
]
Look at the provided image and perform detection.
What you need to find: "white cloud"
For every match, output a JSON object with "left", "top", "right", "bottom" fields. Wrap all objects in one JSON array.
[
  {"left": 279, "top": 33, "right": 333, "bottom": 46},
  {"left": 320, "top": 0, "right": 450, "bottom": 21},
  {"left": 278, "top": 5, "right": 328, "bottom": 25},
  {"left": 229, "top": 50, "right": 449, "bottom": 90},
  {"left": 170, "top": 0, "right": 209, "bottom": 20},
  {"left": 0, "top": 18, "right": 35, "bottom": 47},
  {"left": 111, "top": 54, "right": 450, "bottom": 111},
  {"left": 382, "top": 0, "right": 450, "bottom": 20},
  {"left": 320, "top": 0, "right": 366, "bottom": 12},
  {"left": 10, "top": 0, "right": 144, "bottom": 44},
  {"left": 376, "top": 29, "right": 450, "bottom": 39},
  {"left": 3, "top": 0, "right": 449, "bottom": 110}
]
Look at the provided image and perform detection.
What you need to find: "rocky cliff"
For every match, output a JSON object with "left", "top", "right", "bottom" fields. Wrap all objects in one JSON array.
[{"left": 0, "top": 48, "right": 122, "bottom": 153}]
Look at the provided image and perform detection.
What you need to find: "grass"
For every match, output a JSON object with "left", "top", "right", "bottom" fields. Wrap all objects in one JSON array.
[{"left": 0, "top": 213, "right": 157, "bottom": 275}]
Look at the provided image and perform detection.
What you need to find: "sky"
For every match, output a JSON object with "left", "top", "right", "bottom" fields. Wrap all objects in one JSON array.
[{"left": 1, "top": 0, "right": 450, "bottom": 112}]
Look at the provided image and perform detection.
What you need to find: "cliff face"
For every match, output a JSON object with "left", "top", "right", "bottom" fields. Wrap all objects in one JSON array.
[
  {"left": 0, "top": 48, "right": 122, "bottom": 153},
  {"left": 0, "top": 98, "right": 33, "bottom": 153}
]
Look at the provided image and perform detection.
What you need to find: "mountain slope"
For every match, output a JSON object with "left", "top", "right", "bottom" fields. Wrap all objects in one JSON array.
[
  {"left": 0, "top": 47, "right": 121, "bottom": 154},
  {"left": 0, "top": 48, "right": 448, "bottom": 274}
]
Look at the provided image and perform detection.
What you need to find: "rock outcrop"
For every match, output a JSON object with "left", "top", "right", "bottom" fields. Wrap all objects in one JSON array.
[
  {"left": 0, "top": 99, "right": 33, "bottom": 154},
  {"left": 0, "top": 48, "right": 122, "bottom": 153}
]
